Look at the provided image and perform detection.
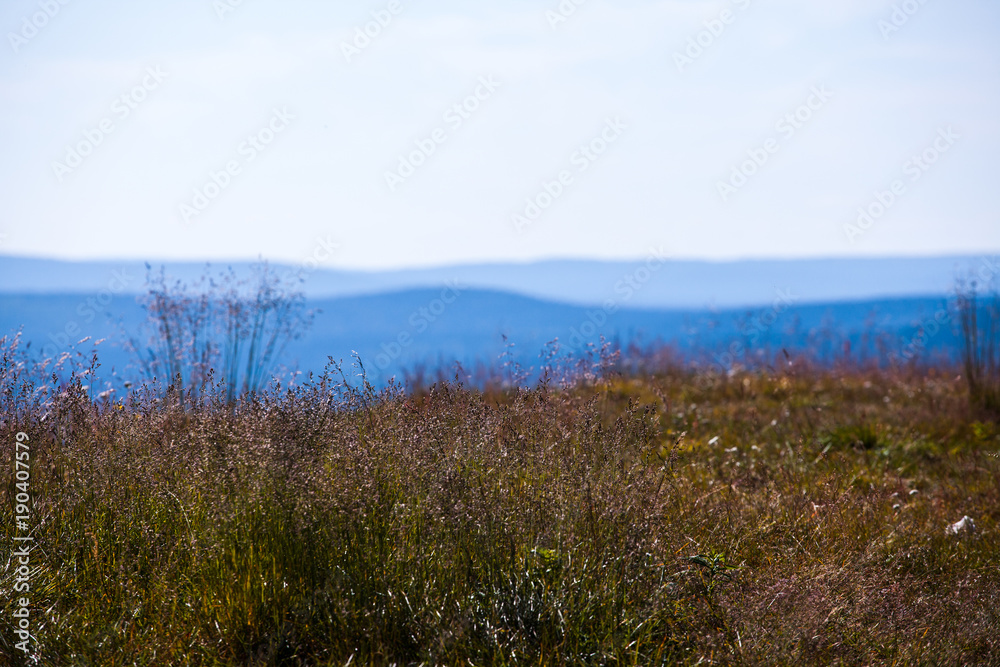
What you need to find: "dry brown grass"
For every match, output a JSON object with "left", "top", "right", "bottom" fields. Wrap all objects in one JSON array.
[{"left": 1, "top": 345, "right": 998, "bottom": 665}]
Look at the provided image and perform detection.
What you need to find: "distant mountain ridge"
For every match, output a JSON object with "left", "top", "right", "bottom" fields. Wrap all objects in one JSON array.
[
  {"left": 0, "top": 287, "right": 961, "bottom": 388},
  {"left": 0, "top": 254, "right": 994, "bottom": 310}
]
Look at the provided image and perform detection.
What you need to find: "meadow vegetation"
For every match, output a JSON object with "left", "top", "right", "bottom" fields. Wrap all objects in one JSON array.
[{"left": 1, "top": 333, "right": 998, "bottom": 665}]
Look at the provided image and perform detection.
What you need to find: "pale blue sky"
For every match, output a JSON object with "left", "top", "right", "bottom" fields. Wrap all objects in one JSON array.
[{"left": 0, "top": 0, "right": 997, "bottom": 269}]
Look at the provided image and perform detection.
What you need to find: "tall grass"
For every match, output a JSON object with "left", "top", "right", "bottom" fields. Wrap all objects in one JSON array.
[
  {"left": 1, "top": 346, "right": 998, "bottom": 665},
  {"left": 956, "top": 278, "right": 1000, "bottom": 416},
  {"left": 125, "top": 263, "right": 314, "bottom": 405}
]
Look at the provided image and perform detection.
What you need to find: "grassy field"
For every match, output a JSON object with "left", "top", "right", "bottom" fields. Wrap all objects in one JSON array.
[{"left": 2, "top": 354, "right": 999, "bottom": 665}]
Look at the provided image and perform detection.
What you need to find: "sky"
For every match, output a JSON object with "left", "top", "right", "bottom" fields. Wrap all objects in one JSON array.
[{"left": 0, "top": 0, "right": 998, "bottom": 270}]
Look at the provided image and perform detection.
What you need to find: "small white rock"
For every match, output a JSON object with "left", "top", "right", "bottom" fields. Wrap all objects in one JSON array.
[{"left": 946, "top": 516, "right": 976, "bottom": 535}]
